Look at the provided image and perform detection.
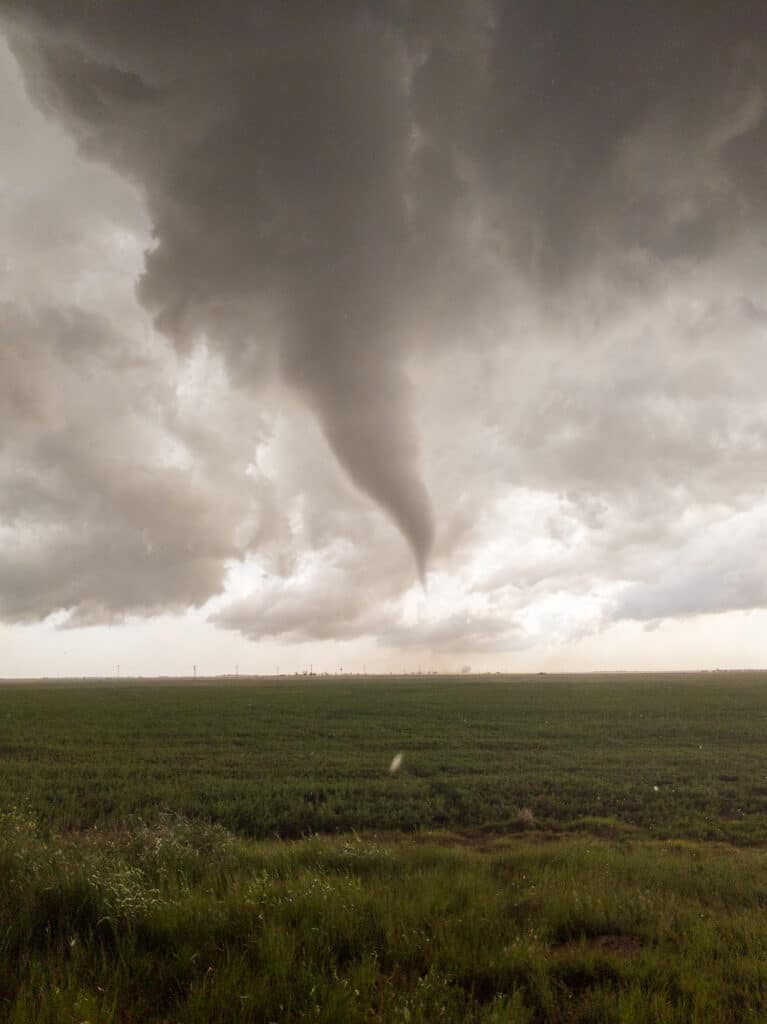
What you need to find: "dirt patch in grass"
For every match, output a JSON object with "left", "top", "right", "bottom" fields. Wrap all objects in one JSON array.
[
  {"left": 553, "top": 933, "right": 645, "bottom": 958},
  {"left": 589, "top": 933, "right": 645, "bottom": 955},
  {"left": 412, "top": 828, "right": 567, "bottom": 852}
]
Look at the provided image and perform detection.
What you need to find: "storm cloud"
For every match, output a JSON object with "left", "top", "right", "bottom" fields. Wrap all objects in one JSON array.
[
  {"left": 2, "top": 1, "right": 439, "bottom": 574},
  {"left": 2, "top": 1, "right": 767, "bottom": 664}
]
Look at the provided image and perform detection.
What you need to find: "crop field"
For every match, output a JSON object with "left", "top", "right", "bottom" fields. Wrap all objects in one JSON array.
[{"left": 2, "top": 673, "right": 767, "bottom": 1022}]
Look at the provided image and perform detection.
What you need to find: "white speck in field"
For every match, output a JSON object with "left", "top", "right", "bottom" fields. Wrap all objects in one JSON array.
[
  {"left": 389, "top": 753, "right": 404, "bottom": 774},
  {"left": 653, "top": 785, "right": 660, "bottom": 792}
]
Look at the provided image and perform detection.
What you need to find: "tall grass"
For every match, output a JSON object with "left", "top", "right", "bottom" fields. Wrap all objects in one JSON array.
[{"left": 3, "top": 809, "right": 767, "bottom": 1022}]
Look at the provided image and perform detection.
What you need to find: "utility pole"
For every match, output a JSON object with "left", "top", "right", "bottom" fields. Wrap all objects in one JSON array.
[{"left": 193, "top": 665, "right": 197, "bottom": 680}]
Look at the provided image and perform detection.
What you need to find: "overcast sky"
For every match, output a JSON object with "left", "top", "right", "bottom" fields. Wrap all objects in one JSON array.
[{"left": 2, "top": 1, "right": 767, "bottom": 677}]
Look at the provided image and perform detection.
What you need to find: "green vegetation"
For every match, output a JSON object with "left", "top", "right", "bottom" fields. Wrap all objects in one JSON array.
[
  {"left": 4, "top": 813, "right": 767, "bottom": 1022},
  {"left": 2, "top": 674, "right": 767, "bottom": 842},
  {"left": 2, "top": 674, "right": 767, "bottom": 1021}
]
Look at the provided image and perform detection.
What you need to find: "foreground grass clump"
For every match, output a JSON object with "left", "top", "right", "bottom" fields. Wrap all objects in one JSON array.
[{"left": 3, "top": 810, "right": 767, "bottom": 1023}]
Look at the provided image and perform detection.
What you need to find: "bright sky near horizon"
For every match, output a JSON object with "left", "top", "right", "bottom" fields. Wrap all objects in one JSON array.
[{"left": 2, "top": 3, "right": 767, "bottom": 678}]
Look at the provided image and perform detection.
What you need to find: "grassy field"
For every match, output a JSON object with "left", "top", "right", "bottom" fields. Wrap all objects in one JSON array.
[
  {"left": 2, "top": 673, "right": 767, "bottom": 842},
  {"left": 2, "top": 673, "right": 767, "bottom": 1021}
]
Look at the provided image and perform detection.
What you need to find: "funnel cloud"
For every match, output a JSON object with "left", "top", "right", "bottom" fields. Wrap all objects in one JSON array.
[
  {"left": 2, "top": 1, "right": 437, "bottom": 572},
  {"left": 2, "top": 1, "right": 767, "bottom": 670}
]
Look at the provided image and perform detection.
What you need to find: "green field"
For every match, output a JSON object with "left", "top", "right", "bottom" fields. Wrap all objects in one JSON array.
[{"left": 2, "top": 674, "right": 767, "bottom": 1021}]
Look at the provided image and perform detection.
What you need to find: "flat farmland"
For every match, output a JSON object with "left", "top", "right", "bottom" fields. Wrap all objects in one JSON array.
[
  {"left": 2, "top": 674, "right": 767, "bottom": 842},
  {"left": 4, "top": 674, "right": 767, "bottom": 1023}
]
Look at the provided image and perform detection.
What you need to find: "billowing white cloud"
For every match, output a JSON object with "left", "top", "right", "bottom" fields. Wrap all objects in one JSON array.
[
  {"left": 0, "top": 303, "right": 271, "bottom": 622},
  {"left": 614, "top": 506, "right": 767, "bottom": 623}
]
